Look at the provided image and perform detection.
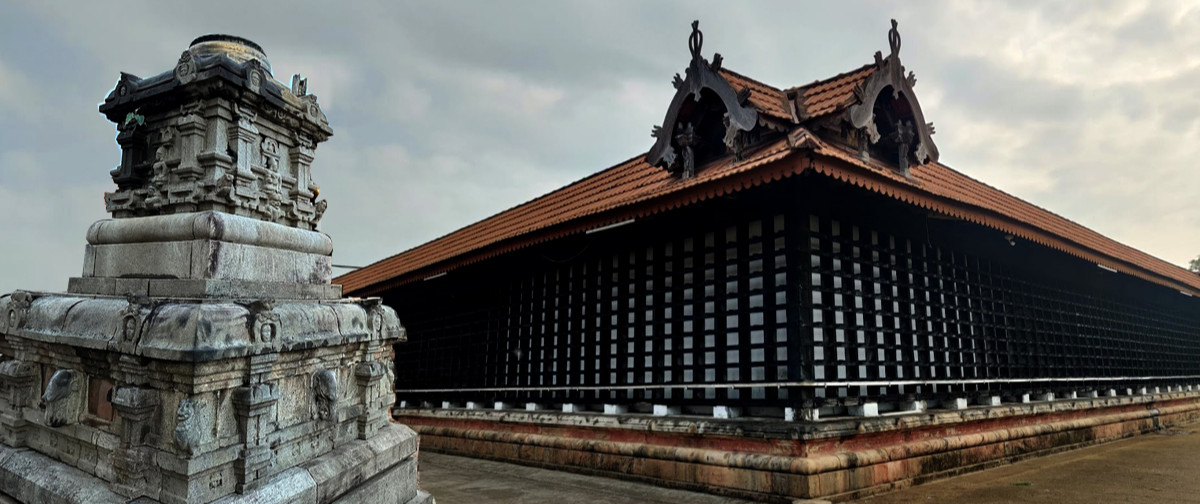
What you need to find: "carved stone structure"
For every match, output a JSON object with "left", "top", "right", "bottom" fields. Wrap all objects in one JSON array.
[{"left": 0, "top": 35, "right": 432, "bottom": 504}]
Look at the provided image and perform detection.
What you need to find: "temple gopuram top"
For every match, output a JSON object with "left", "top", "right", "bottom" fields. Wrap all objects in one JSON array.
[
  {"left": 98, "top": 34, "right": 332, "bottom": 231},
  {"left": 336, "top": 20, "right": 1200, "bottom": 298}
]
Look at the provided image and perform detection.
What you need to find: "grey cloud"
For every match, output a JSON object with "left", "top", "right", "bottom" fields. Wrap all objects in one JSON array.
[{"left": 0, "top": 0, "right": 1197, "bottom": 295}]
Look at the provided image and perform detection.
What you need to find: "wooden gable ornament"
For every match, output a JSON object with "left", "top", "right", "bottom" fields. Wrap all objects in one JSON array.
[
  {"left": 647, "top": 21, "right": 759, "bottom": 179},
  {"left": 847, "top": 19, "right": 939, "bottom": 174}
]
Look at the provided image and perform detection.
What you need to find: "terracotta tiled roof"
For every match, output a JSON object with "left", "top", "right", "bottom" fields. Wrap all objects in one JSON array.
[
  {"left": 788, "top": 64, "right": 875, "bottom": 119},
  {"left": 336, "top": 139, "right": 797, "bottom": 295},
  {"left": 338, "top": 65, "right": 1200, "bottom": 298},
  {"left": 718, "top": 69, "right": 793, "bottom": 121},
  {"left": 795, "top": 130, "right": 1200, "bottom": 295}
]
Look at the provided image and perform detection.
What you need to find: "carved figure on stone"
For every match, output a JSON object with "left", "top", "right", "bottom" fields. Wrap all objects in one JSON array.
[
  {"left": 5, "top": 291, "right": 32, "bottom": 332},
  {"left": 250, "top": 300, "right": 281, "bottom": 343},
  {"left": 174, "top": 50, "right": 197, "bottom": 84},
  {"left": 311, "top": 369, "right": 338, "bottom": 421},
  {"left": 40, "top": 369, "right": 80, "bottom": 427},
  {"left": 174, "top": 398, "right": 201, "bottom": 456},
  {"left": 314, "top": 199, "right": 328, "bottom": 224}
]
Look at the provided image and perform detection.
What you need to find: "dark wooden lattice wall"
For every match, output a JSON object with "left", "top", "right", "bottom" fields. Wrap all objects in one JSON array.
[{"left": 388, "top": 175, "right": 1200, "bottom": 410}]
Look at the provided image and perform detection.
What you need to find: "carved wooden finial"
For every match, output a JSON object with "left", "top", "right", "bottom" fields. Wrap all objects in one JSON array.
[
  {"left": 888, "top": 19, "right": 901, "bottom": 58},
  {"left": 689, "top": 20, "right": 703, "bottom": 60}
]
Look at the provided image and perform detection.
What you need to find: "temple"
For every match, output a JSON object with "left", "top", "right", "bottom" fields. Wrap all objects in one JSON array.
[
  {"left": 0, "top": 35, "right": 431, "bottom": 504},
  {"left": 337, "top": 20, "right": 1200, "bottom": 501}
]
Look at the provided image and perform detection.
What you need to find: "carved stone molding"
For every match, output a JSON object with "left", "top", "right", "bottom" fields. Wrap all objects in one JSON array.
[{"left": 647, "top": 21, "right": 759, "bottom": 178}]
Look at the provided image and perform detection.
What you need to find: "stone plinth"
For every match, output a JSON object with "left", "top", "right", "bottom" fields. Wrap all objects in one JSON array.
[{"left": 0, "top": 34, "right": 431, "bottom": 504}]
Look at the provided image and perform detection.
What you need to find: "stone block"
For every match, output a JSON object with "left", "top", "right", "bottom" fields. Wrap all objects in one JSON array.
[
  {"left": 946, "top": 398, "right": 969, "bottom": 410},
  {"left": 1020, "top": 393, "right": 1031, "bottom": 403},
  {"left": 525, "top": 403, "right": 545, "bottom": 411},
  {"left": 785, "top": 407, "right": 820, "bottom": 421},
  {"left": 562, "top": 403, "right": 580, "bottom": 413},
  {"left": 494, "top": 402, "right": 512, "bottom": 410},
  {"left": 0, "top": 447, "right": 128, "bottom": 504},
  {"left": 849, "top": 402, "right": 879, "bottom": 417},
  {"left": 652, "top": 404, "right": 681, "bottom": 416},
  {"left": 1038, "top": 392, "right": 1055, "bottom": 402},
  {"left": 81, "top": 245, "right": 96, "bottom": 277},
  {"left": 713, "top": 406, "right": 741, "bottom": 419},
  {"left": 112, "top": 278, "right": 150, "bottom": 296},
  {"left": 329, "top": 454, "right": 418, "bottom": 504},
  {"left": 210, "top": 467, "right": 316, "bottom": 504},
  {"left": 977, "top": 396, "right": 1001, "bottom": 406},
  {"left": 466, "top": 402, "right": 482, "bottom": 410},
  {"left": 603, "top": 404, "right": 627, "bottom": 415},
  {"left": 67, "top": 277, "right": 114, "bottom": 296},
  {"left": 900, "top": 400, "right": 927, "bottom": 412},
  {"left": 301, "top": 442, "right": 380, "bottom": 503},
  {"left": 92, "top": 241, "right": 193, "bottom": 279}
]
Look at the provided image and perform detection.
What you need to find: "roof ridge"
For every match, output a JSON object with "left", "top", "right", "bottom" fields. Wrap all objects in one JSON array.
[
  {"left": 717, "top": 67, "right": 784, "bottom": 93},
  {"left": 783, "top": 63, "right": 876, "bottom": 94}
]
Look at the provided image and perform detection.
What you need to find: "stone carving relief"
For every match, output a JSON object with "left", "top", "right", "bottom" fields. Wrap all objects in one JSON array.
[
  {"left": 40, "top": 369, "right": 82, "bottom": 427},
  {"left": 102, "top": 38, "right": 334, "bottom": 230},
  {"left": 174, "top": 397, "right": 203, "bottom": 456},
  {"left": 175, "top": 51, "right": 197, "bottom": 85},
  {"left": 5, "top": 291, "right": 32, "bottom": 332},
  {"left": 117, "top": 297, "right": 145, "bottom": 343},
  {"left": 250, "top": 300, "right": 281, "bottom": 344},
  {"left": 310, "top": 369, "right": 338, "bottom": 422}
]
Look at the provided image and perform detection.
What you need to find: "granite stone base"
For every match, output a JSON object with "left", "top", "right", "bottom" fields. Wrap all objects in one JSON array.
[
  {"left": 0, "top": 424, "right": 428, "bottom": 504},
  {"left": 400, "top": 393, "right": 1200, "bottom": 502}
]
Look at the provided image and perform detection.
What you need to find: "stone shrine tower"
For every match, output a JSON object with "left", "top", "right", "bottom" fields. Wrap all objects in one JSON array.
[{"left": 0, "top": 35, "right": 433, "bottom": 504}]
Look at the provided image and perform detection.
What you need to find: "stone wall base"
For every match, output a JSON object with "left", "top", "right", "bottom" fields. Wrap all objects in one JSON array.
[
  {"left": 398, "top": 394, "right": 1200, "bottom": 502},
  {"left": 0, "top": 424, "right": 429, "bottom": 504}
]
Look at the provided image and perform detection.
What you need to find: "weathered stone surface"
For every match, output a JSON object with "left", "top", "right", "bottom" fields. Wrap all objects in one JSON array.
[
  {"left": 0, "top": 446, "right": 127, "bottom": 504},
  {"left": 400, "top": 393, "right": 1200, "bottom": 502},
  {"left": 87, "top": 212, "right": 334, "bottom": 255},
  {"left": 0, "top": 33, "right": 427, "bottom": 504}
]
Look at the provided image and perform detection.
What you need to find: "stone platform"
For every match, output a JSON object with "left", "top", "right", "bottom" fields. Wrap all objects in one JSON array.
[
  {"left": 0, "top": 424, "right": 432, "bottom": 504},
  {"left": 0, "top": 33, "right": 432, "bottom": 504},
  {"left": 398, "top": 390, "right": 1200, "bottom": 502}
]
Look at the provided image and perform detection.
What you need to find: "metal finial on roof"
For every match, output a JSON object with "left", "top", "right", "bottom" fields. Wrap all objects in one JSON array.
[{"left": 888, "top": 19, "right": 901, "bottom": 57}]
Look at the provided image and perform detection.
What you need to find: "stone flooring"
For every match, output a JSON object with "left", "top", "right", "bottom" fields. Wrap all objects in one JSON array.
[
  {"left": 417, "top": 452, "right": 757, "bottom": 504},
  {"left": 852, "top": 422, "right": 1200, "bottom": 504},
  {"left": 418, "top": 423, "right": 1200, "bottom": 504}
]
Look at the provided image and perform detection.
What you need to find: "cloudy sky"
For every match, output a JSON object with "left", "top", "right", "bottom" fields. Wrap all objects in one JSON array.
[{"left": 0, "top": 1, "right": 1197, "bottom": 294}]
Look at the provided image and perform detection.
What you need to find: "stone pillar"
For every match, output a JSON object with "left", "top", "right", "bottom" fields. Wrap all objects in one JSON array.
[
  {"left": 110, "top": 386, "right": 162, "bottom": 500},
  {"left": 0, "top": 360, "right": 38, "bottom": 447},
  {"left": 233, "top": 354, "right": 281, "bottom": 493}
]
